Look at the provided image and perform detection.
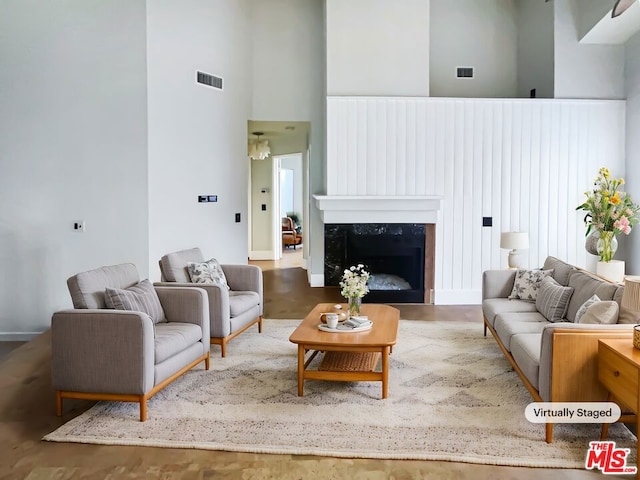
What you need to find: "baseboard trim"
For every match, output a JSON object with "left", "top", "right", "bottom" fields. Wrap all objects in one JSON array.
[
  {"left": 308, "top": 272, "right": 324, "bottom": 287},
  {"left": 0, "top": 332, "right": 42, "bottom": 341},
  {"left": 249, "top": 250, "right": 275, "bottom": 261},
  {"left": 434, "top": 289, "right": 482, "bottom": 305}
]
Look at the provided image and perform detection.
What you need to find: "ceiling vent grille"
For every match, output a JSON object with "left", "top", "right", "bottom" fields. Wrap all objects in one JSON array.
[
  {"left": 456, "top": 67, "right": 474, "bottom": 78},
  {"left": 196, "top": 71, "right": 223, "bottom": 90}
]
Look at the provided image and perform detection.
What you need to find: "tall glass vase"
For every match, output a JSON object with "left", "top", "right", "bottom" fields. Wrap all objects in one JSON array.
[
  {"left": 347, "top": 296, "right": 362, "bottom": 317},
  {"left": 597, "top": 230, "right": 618, "bottom": 263}
]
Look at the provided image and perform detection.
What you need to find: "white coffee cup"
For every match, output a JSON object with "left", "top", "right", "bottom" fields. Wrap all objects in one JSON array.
[{"left": 326, "top": 313, "right": 339, "bottom": 329}]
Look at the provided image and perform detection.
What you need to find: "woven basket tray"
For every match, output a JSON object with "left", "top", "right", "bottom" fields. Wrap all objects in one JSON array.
[{"left": 319, "top": 351, "right": 381, "bottom": 372}]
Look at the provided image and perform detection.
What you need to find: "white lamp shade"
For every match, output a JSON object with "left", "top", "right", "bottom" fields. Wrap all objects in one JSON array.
[{"left": 500, "top": 232, "right": 529, "bottom": 250}]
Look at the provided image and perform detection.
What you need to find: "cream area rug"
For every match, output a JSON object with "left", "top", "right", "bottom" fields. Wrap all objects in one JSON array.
[{"left": 44, "top": 319, "right": 636, "bottom": 468}]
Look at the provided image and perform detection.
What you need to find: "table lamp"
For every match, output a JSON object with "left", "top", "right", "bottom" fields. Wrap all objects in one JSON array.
[{"left": 500, "top": 232, "right": 529, "bottom": 269}]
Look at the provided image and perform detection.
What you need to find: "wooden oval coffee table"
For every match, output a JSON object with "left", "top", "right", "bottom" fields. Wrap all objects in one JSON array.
[{"left": 288, "top": 303, "right": 400, "bottom": 398}]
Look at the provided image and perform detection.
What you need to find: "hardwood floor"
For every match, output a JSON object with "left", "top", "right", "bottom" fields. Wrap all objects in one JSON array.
[{"left": 0, "top": 256, "right": 616, "bottom": 479}]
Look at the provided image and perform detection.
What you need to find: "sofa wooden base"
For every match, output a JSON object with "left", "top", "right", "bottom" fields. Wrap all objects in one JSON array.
[
  {"left": 56, "top": 351, "right": 210, "bottom": 421},
  {"left": 484, "top": 315, "right": 633, "bottom": 443},
  {"left": 212, "top": 316, "right": 263, "bottom": 357}
]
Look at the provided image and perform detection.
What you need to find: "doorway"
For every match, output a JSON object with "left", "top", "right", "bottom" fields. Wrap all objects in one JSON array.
[{"left": 247, "top": 121, "right": 310, "bottom": 268}]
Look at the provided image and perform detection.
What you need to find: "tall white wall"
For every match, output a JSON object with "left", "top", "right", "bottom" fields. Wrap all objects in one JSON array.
[
  {"left": 147, "top": 0, "right": 251, "bottom": 272},
  {"left": 249, "top": 0, "right": 324, "bottom": 278},
  {"left": 553, "top": 0, "right": 625, "bottom": 99},
  {"left": 0, "top": 0, "right": 149, "bottom": 338},
  {"left": 516, "top": 0, "right": 555, "bottom": 98},
  {"left": 625, "top": 31, "right": 640, "bottom": 274},
  {"left": 327, "top": 97, "right": 625, "bottom": 303},
  {"left": 325, "top": 0, "right": 430, "bottom": 96},
  {"left": 430, "top": 0, "right": 517, "bottom": 98}
]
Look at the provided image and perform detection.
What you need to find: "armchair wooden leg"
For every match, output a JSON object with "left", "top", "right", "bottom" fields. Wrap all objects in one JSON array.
[
  {"left": 220, "top": 339, "right": 227, "bottom": 358},
  {"left": 205, "top": 351, "right": 210, "bottom": 370},
  {"left": 545, "top": 423, "right": 553, "bottom": 443},
  {"left": 56, "top": 391, "right": 62, "bottom": 416},
  {"left": 258, "top": 316, "right": 263, "bottom": 333},
  {"left": 139, "top": 396, "right": 147, "bottom": 422}
]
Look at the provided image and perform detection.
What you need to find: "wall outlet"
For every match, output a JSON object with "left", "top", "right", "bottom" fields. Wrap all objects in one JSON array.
[
  {"left": 235, "top": 213, "right": 241, "bottom": 223},
  {"left": 73, "top": 220, "right": 85, "bottom": 232}
]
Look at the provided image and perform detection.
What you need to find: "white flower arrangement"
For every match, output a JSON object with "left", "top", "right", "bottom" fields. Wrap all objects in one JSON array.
[{"left": 339, "top": 264, "right": 370, "bottom": 299}]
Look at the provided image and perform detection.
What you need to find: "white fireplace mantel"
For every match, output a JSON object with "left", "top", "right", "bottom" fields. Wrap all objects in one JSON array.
[{"left": 313, "top": 195, "right": 443, "bottom": 224}]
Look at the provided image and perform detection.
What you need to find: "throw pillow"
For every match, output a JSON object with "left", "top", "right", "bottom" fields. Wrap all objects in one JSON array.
[
  {"left": 509, "top": 269, "right": 554, "bottom": 302},
  {"left": 187, "top": 258, "right": 230, "bottom": 290},
  {"left": 105, "top": 279, "right": 166, "bottom": 324},
  {"left": 574, "top": 294, "right": 601, "bottom": 323},
  {"left": 535, "top": 276, "right": 574, "bottom": 322},
  {"left": 579, "top": 301, "right": 619, "bottom": 324}
]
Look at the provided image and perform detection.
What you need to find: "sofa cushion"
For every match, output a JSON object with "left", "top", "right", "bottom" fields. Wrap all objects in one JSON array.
[
  {"left": 160, "top": 248, "right": 204, "bottom": 283},
  {"left": 614, "top": 286, "right": 640, "bottom": 324},
  {"left": 105, "top": 279, "right": 166, "bottom": 324},
  {"left": 482, "top": 298, "right": 538, "bottom": 327},
  {"left": 187, "top": 258, "right": 230, "bottom": 290},
  {"left": 510, "top": 333, "right": 542, "bottom": 390},
  {"left": 508, "top": 269, "right": 554, "bottom": 302},
  {"left": 535, "top": 277, "right": 574, "bottom": 322},
  {"left": 154, "top": 322, "right": 203, "bottom": 363},
  {"left": 579, "top": 301, "right": 619, "bottom": 324},
  {"left": 494, "top": 315, "right": 547, "bottom": 351},
  {"left": 229, "top": 291, "right": 260, "bottom": 317},
  {"left": 575, "top": 294, "right": 601, "bottom": 323},
  {"left": 566, "top": 270, "right": 619, "bottom": 322},
  {"left": 67, "top": 263, "right": 140, "bottom": 309},
  {"left": 542, "top": 256, "right": 575, "bottom": 286}
]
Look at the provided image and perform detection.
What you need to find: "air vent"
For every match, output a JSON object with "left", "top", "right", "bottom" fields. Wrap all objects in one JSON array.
[
  {"left": 196, "top": 71, "right": 223, "bottom": 90},
  {"left": 456, "top": 67, "right": 474, "bottom": 78}
]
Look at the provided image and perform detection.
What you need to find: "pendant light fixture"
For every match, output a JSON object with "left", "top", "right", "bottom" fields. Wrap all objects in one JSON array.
[{"left": 248, "top": 132, "right": 271, "bottom": 160}]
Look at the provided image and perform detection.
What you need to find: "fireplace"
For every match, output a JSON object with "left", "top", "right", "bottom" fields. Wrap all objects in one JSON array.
[
  {"left": 313, "top": 195, "right": 442, "bottom": 303},
  {"left": 325, "top": 223, "right": 434, "bottom": 303}
]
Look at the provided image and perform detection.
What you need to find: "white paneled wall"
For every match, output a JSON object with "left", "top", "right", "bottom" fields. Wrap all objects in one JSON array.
[{"left": 327, "top": 97, "right": 626, "bottom": 304}]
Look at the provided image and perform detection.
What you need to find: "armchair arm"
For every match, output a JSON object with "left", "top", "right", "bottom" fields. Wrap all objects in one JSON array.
[
  {"left": 539, "top": 323, "right": 634, "bottom": 402},
  {"left": 51, "top": 310, "right": 155, "bottom": 394},
  {"left": 154, "top": 286, "right": 210, "bottom": 343},
  {"left": 221, "top": 264, "right": 262, "bottom": 292},
  {"left": 154, "top": 282, "right": 231, "bottom": 338},
  {"left": 482, "top": 270, "right": 516, "bottom": 300},
  {"left": 222, "top": 264, "right": 263, "bottom": 316}
]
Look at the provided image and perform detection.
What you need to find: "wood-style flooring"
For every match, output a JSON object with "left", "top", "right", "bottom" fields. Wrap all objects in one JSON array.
[{"left": 0, "top": 250, "right": 620, "bottom": 478}]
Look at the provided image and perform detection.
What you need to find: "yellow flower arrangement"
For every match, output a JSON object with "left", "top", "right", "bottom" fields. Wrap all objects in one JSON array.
[{"left": 576, "top": 167, "right": 639, "bottom": 237}]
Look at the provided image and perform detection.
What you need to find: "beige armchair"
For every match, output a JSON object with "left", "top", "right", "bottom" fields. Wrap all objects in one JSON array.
[
  {"left": 51, "top": 263, "right": 210, "bottom": 421},
  {"left": 157, "top": 248, "right": 263, "bottom": 357}
]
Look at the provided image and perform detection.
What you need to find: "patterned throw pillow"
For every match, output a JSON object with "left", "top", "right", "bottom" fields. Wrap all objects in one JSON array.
[
  {"left": 187, "top": 258, "right": 230, "bottom": 290},
  {"left": 574, "top": 294, "right": 601, "bottom": 323},
  {"left": 535, "top": 276, "right": 574, "bottom": 322},
  {"left": 579, "top": 301, "right": 619, "bottom": 324},
  {"left": 508, "top": 269, "right": 554, "bottom": 302},
  {"left": 105, "top": 279, "right": 166, "bottom": 324}
]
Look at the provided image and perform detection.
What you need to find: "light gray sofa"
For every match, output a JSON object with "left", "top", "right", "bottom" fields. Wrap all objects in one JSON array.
[
  {"left": 157, "top": 248, "right": 263, "bottom": 357},
  {"left": 52, "top": 263, "right": 210, "bottom": 421},
  {"left": 483, "top": 256, "right": 634, "bottom": 443}
]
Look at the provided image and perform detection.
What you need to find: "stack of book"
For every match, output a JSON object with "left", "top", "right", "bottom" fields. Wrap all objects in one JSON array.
[{"left": 342, "top": 316, "right": 372, "bottom": 329}]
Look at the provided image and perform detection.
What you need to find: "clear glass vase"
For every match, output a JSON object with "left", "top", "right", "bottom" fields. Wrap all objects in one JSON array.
[
  {"left": 347, "top": 296, "right": 362, "bottom": 317},
  {"left": 597, "top": 230, "right": 618, "bottom": 262}
]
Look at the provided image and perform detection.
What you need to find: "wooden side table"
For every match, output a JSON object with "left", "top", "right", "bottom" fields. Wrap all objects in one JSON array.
[{"left": 598, "top": 338, "right": 639, "bottom": 478}]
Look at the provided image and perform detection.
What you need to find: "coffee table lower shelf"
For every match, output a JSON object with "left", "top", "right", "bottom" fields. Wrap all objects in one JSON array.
[{"left": 296, "top": 346, "right": 390, "bottom": 398}]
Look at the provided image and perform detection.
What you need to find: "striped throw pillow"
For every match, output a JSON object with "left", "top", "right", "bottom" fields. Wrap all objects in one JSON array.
[
  {"left": 105, "top": 279, "right": 166, "bottom": 324},
  {"left": 535, "top": 276, "right": 574, "bottom": 323}
]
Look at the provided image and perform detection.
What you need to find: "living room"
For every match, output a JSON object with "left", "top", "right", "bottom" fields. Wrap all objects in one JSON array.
[{"left": 2, "top": 0, "right": 640, "bottom": 478}]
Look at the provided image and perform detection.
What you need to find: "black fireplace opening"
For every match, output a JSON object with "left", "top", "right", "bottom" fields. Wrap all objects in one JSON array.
[{"left": 324, "top": 224, "right": 426, "bottom": 303}]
